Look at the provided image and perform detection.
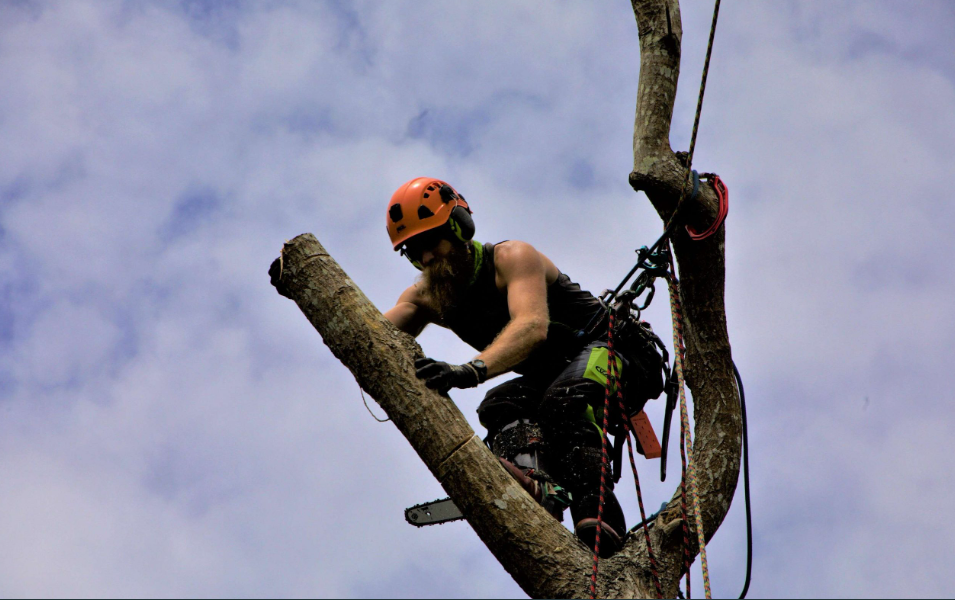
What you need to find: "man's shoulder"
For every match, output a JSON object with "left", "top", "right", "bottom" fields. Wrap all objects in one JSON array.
[
  {"left": 491, "top": 239, "right": 538, "bottom": 263},
  {"left": 491, "top": 240, "right": 548, "bottom": 279},
  {"left": 398, "top": 281, "right": 428, "bottom": 305},
  {"left": 491, "top": 240, "right": 559, "bottom": 286}
]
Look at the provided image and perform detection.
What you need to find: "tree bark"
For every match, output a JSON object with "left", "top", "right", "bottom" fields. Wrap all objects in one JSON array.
[
  {"left": 271, "top": 1, "right": 740, "bottom": 597},
  {"left": 627, "top": 0, "right": 741, "bottom": 563}
]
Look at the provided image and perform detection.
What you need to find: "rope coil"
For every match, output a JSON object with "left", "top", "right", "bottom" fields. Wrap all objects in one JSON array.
[{"left": 686, "top": 175, "right": 728, "bottom": 241}]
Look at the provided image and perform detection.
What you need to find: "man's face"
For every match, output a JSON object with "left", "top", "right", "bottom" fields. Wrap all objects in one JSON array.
[
  {"left": 402, "top": 227, "right": 449, "bottom": 268},
  {"left": 408, "top": 233, "right": 472, "bottom": 314},
  {"left": 417, "top": 238, "right": 454, "bottom": 269}
]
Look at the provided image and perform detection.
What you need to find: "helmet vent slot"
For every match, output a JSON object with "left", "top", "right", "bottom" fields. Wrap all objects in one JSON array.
[
  {"left": 389, "top": 204, "right": 403, "bottom": 222},
  {"left": 417, "top": 205, "right": 435, "bottom": 219}
]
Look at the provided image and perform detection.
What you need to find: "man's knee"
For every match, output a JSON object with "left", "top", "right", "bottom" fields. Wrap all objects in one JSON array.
[
  {"left": 538, "top": 377, "right": 604, "bottom": 449},
  {"left": 476, "top": 378, "right": 542, "bottom": 437}
]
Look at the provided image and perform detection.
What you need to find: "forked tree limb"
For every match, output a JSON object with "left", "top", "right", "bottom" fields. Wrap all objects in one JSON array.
[
  {"left": 272, "top": 0, "right": 740, "bottom": 597},
  {"left": 627, "top": 0, "right": 741, "bottom": 561}
]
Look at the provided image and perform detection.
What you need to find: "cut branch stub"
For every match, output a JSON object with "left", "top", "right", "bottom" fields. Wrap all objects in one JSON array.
[{"left": 277, "top": 234, "right": 472, "bottom": 470}]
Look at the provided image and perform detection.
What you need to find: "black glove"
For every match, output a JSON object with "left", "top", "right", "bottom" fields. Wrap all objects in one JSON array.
[
  {"left": 269, "top": 257, "right": 292, "bottom": 299},
  {"left": 415, "top": 358, "right": 487, "bottom": 393}
]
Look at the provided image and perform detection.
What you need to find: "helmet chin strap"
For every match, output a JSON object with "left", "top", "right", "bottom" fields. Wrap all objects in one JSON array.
[{"left": 467, "top": 240, "right": 483, "bottom": 286}]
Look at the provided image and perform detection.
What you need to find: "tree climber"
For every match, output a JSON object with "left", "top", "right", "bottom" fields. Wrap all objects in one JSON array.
[{"left": 382, "top": 177, "right": 665, "bottom": 557}]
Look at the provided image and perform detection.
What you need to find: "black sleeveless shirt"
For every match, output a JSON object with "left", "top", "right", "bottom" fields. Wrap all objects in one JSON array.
[{"left": 440, "top": 241, "right": 605, "bottom": 376}]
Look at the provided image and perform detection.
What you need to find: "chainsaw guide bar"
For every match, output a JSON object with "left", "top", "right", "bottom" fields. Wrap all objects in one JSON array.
[{"left": 404, "top": 497, "right": 464, "bottom": 527}]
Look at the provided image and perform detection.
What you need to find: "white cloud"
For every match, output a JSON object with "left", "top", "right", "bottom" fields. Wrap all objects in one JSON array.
[{"left": 0, "top": 1, "right": 953, "bottom": 597}]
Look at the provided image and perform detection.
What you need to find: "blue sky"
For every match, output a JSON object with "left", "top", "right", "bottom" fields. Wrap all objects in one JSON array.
[{"left": 1, "top": 1, "right": 954, "bottom": 597}]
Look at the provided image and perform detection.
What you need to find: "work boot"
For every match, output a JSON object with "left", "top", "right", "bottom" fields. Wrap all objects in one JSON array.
[
  {"left": 488, "top": 416, "right": 569, "bottom": 522},
  {"left": 575, "top": 519, "right": 624, "bottom": 558},
  {"left": 556, "top": 444, "right": 627, "bottom": 557},
  {"left": 572, "top": 490, "right": 627, "bottom": 557},
  {"left": 498, "top": 457, "right": 569, "bottom": 522},
  {"left": 499, "top": 457, "right": 542, "bottom": 503}
]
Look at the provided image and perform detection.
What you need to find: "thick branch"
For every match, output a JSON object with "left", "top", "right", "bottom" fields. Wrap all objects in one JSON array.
[
  {"left": 626, "top": 0, "right": 742, "bottom": 587},
  {"left": 273, "top": 234, "right": 653, "bottom": 599},
  {"left": 632, "top": 0, "right": 682, "bottom": 172}
]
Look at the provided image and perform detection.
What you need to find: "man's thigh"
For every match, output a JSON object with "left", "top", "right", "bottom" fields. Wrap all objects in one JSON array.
[{"left": 476, "top": 375, "right": 547, "bottom": 434}]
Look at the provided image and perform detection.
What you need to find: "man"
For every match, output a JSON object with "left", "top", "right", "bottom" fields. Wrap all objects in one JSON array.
[{"left": 383, "top": 177, "right": 663, "bottom": 556}]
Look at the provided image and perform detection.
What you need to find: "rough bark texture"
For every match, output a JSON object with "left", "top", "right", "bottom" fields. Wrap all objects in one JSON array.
[
  {"left": 627, "top": 1, "right": 741, "bottom": 568},
  {"left": 271, "top": 1, "right": 740, "bottom": 597}
]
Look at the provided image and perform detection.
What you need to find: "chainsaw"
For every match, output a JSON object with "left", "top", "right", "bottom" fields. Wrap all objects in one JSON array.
[{"left": 404, "top": 497, "right": 463, "bottom": 527}]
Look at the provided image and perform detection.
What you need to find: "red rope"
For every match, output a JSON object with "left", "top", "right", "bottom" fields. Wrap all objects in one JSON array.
[
  {"left": 685, "top": 175, "right": 728, "bottom": 241},
  {"left": 592, "top": 312, "right": 666, "bottom": 598},
  {"left": 608, "top": 323, "right": 664, "bottom": 598},
  {"left": 589, "top": 321, "right": 615, "bottom": 599}
]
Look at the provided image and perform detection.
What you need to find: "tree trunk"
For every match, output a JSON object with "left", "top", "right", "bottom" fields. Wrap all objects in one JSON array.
[{"left": 270, "top": 1, "right": 740, "bottom": 597}]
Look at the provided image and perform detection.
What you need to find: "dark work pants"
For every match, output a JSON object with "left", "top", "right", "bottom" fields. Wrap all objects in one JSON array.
[{"left": 477, "top": 342, "right": 628, "bottom": 535}]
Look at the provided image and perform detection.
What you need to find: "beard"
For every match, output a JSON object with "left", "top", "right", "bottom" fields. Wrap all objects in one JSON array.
[{"left": 420, "top": 242, "right": 474, "bottom": 318}]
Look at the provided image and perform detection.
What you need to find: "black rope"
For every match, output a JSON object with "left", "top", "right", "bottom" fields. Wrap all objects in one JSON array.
[
  {"left": 733, "top": 361, "right": 752, "bottom": 598},
  {"left": 360, "top": 385, "right": 389, "bottom": 423}
]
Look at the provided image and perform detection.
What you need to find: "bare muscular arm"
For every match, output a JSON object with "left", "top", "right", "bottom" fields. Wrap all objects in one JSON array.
[
  {"left": 474, "top": 241, "right": 552, "bottom": 378},
  {"left": 384, "top": 284, "right": 431, "bottom": 337}
]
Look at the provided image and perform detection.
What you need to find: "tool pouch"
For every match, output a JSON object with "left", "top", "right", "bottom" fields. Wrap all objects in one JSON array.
[{"left": 613, "top": 313, "right": 667, "bottom": 411}]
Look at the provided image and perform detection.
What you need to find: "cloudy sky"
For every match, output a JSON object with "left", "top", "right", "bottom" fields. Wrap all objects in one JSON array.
[{"left": 2, "top": 1, "right": 954, "bottom": 597}]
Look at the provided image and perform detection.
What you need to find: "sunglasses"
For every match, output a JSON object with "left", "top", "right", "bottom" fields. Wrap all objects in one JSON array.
[{"left": 400, "top": 228, "right": 447, "bottom": 261}]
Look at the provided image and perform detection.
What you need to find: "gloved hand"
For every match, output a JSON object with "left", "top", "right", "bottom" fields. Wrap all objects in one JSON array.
[{"left": 415, "top": 358, "right": 486, "bottom": 393}]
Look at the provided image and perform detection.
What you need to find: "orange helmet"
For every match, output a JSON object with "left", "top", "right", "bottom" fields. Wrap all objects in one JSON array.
[{"left": 386, "top": 177, "right": 474, "bottom": 251}]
